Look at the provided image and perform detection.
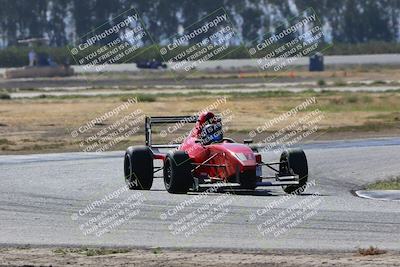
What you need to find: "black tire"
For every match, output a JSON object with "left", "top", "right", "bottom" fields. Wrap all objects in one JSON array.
[
  {"left": 279, "top": 149, "right": 308, "bottom": 194},
  {"left": 124, "top": 146, "right": 153, "bottom": 190},
  {"left": 163, "top": 151, "right": 193, "bottom": 194},
  {"left": 239, "top": 170, "right": 258, "bottom": 190}
]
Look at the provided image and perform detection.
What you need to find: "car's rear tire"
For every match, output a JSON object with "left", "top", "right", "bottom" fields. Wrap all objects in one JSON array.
[
  {"left": 124, "top": 146, "right": 153, "bottom": 190},
  {"left": 280, "top": 149, "right": 308, "bottom": 194},
  {"left": 163, "top": 151, "right": 193, "bottom": 194}
]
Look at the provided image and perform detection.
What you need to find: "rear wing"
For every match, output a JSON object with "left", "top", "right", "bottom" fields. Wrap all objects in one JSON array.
[{"left": 145, "top": 115, "right": 198, "bottom": 148}]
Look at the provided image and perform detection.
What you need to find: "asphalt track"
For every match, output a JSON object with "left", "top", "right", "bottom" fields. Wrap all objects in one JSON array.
[{"left": 0, "top": 137, "right": 400, "bottom": 251}]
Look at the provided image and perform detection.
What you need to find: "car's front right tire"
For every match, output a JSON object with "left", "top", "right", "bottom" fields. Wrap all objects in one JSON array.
[
  {"left": 280, "top": 148, "right": 308, "bottom": 194},
  {"left": 163, "top": 151, "right": 193, "bottom": 194}
]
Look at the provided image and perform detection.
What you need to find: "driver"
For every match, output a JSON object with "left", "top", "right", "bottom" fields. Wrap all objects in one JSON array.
[
  {"left": 192, "top": 112, "right": 223, "bottom": 144},
  {"left": 200, "top": 123, "right": 223, "bottom": 144}
]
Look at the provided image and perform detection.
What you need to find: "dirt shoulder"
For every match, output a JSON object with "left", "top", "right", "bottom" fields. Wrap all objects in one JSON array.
[{"left": 0, "top": 247, "right": 399, "bottom": 267}]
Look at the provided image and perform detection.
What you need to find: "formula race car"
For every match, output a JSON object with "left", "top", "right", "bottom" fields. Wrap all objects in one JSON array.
[{"left": 124, "top": 112, "right": 308, "bottom": 194}]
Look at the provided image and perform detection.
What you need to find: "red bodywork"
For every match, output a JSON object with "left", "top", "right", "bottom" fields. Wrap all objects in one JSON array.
[
  {"left": 153, "top": 112, "right": 261, "bottom": 182},
  {"left": 180, "top": 138, "right": 259, "bottom": 182}
]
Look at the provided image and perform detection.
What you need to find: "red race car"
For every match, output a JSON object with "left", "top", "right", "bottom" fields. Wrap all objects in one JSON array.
[{"left": 124, "top": 112, "right": 308, "bottom": 194}]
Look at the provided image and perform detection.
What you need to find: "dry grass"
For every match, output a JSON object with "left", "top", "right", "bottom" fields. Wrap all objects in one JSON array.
[
  {"left": 0, "top": 91, "right": 399, "bottom": 153},
  {"left": 357, "top": 246, "right": 386, "bottom": 256},
  {"left": 54, "top": 248, "right": 131, "bottom": 257},
  {"left": 366, "top": 176, "right": 400, "bottom": 190}
]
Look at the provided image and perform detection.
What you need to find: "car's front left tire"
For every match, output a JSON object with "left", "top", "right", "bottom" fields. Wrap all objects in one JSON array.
[{"left": 124, "top": 146, "right": 153, "bottom": 190}]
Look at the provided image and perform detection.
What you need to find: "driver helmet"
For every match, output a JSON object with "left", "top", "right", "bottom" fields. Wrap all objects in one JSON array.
[
  {"left": 200, "top": 122, "right": 223, "bottom": 144},
  {"left": 197, "top": 111, "right": 216, "bottom": 127}
]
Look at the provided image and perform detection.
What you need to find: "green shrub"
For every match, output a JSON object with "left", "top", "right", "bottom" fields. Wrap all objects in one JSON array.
[
  {"left": 346, "top": 95, "right": 359, "bottom": 103},
  {"left": 137, "top": 94, "right": 156, "bottom": 102},
  {"left": 371, "top": 80, "right": 386, "bottom": 85},
  {"left": 0, "top": 93, "right": 11, "bottom": 99},
  {"left": 0, "top": 138, "right": 14, "bottom": 145},
  {"left": 121, "top": 94, "right": 156, "bottom": 102},
  {"left": 317, "top": 79, "right": 326, "bottom": 86}
]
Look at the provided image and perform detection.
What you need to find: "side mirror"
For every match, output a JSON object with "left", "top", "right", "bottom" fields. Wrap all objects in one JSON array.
[{"left": 244, "top": 139, "right": 253, "bottom": 145}]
